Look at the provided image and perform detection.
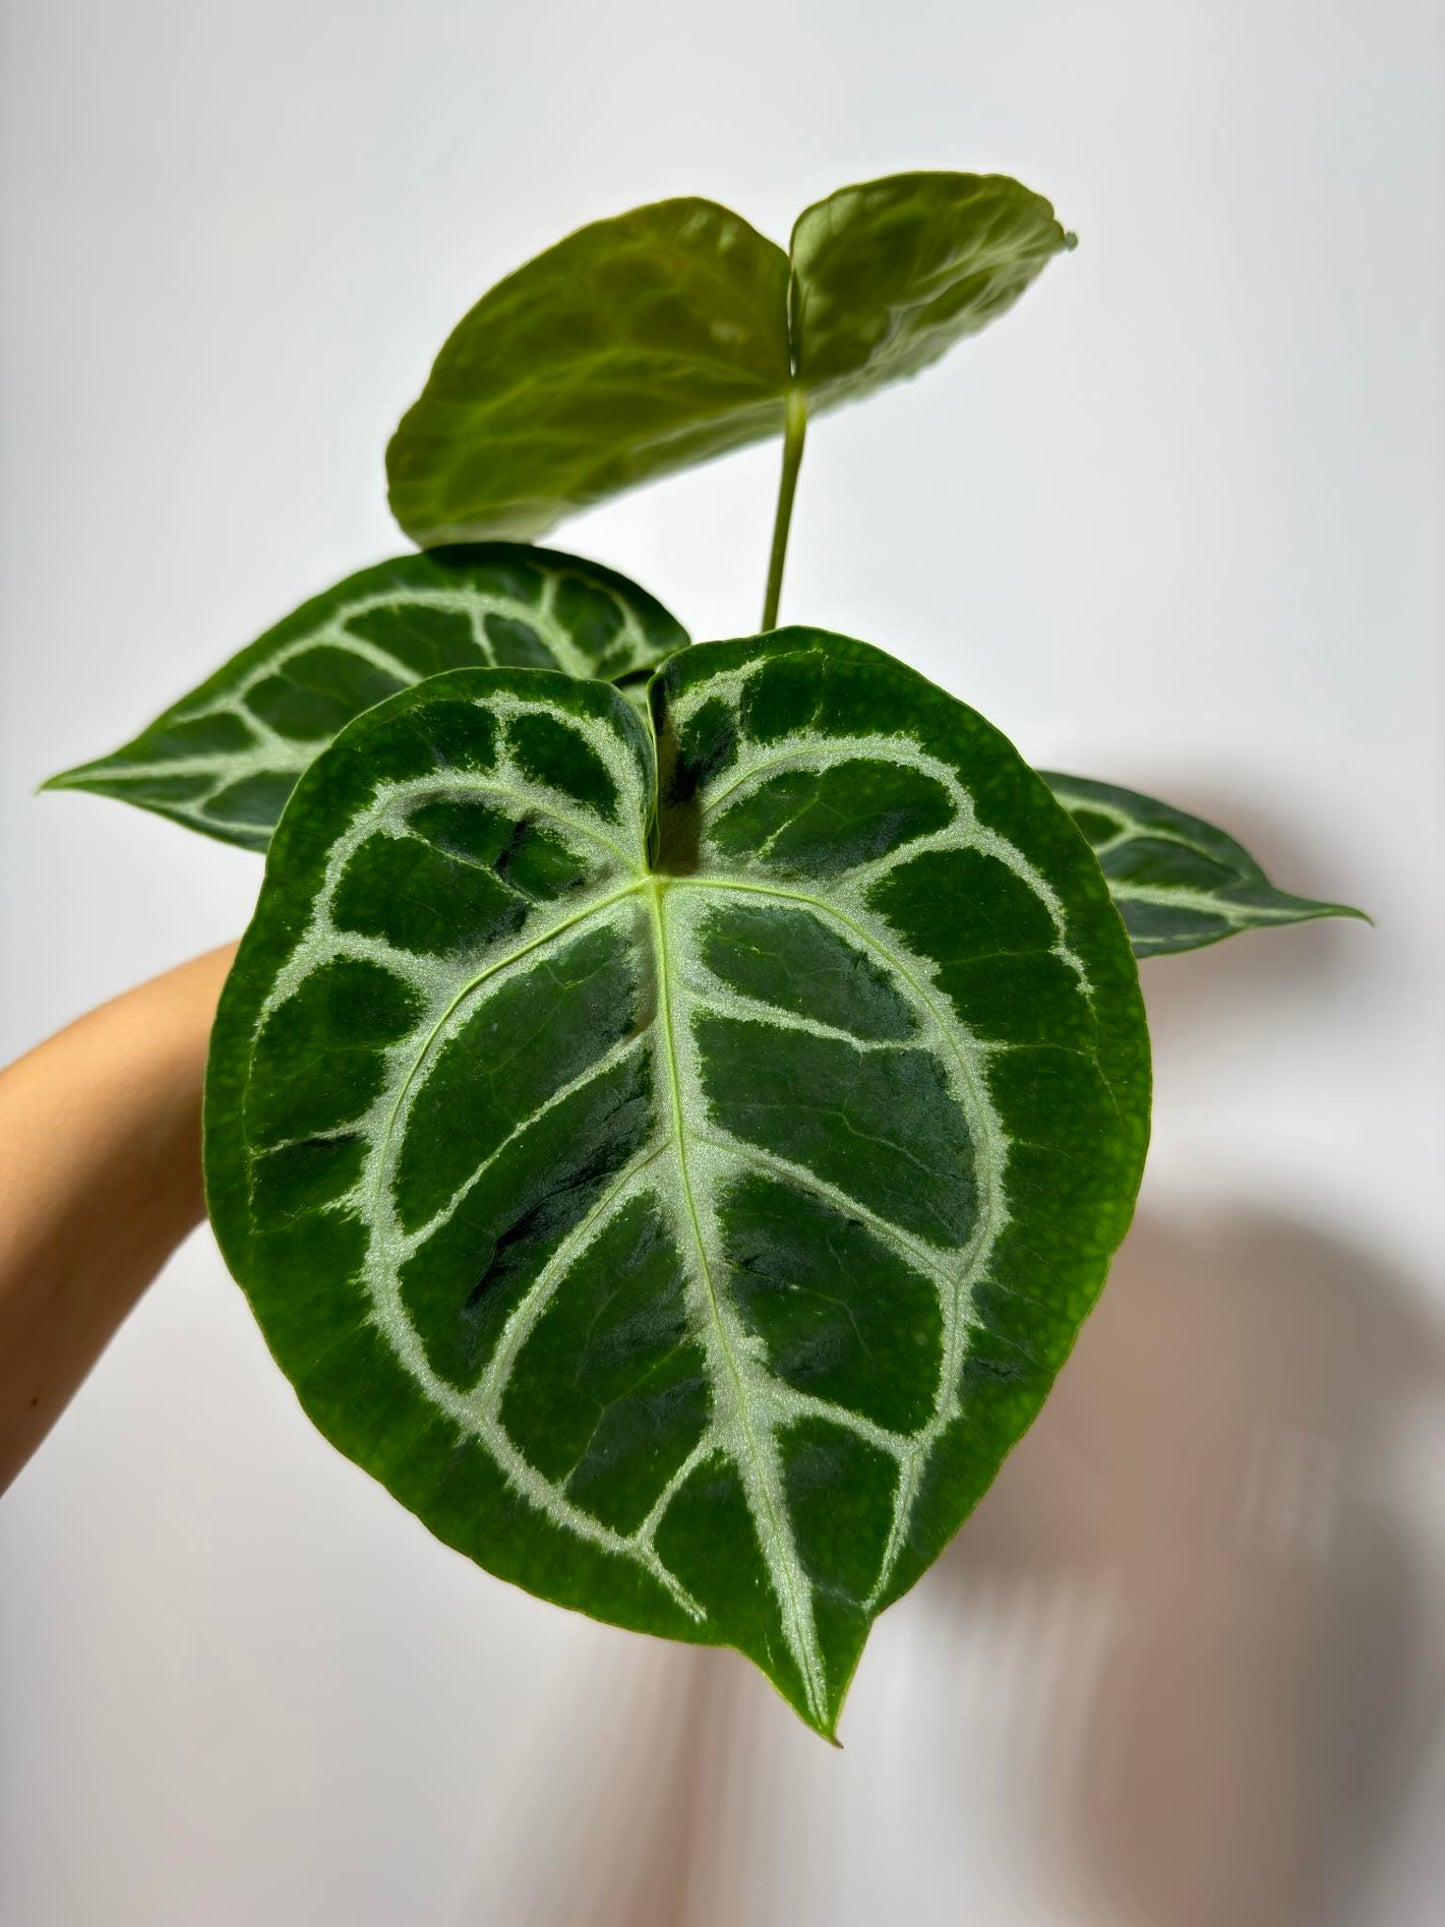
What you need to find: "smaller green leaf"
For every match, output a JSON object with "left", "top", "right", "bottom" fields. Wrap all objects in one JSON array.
[
  {"left": 387, "top": 174, "right": 1072, "bottom": 548},
  {"left": 1043, "top": 772, "right": 1368, "bottom": 957},
  {"left": 43, "top": 545, "right": 688, "bottom": 852},
  {"left": 789, "top": 172, "right": 1074, "bottom": 410},
  {"left": 388, "top": 200, "right": 793, "bottom": 547}
]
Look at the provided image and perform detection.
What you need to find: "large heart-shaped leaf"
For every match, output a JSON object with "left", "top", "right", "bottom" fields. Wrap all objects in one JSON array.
[
  {"left": 1044, "top": 772, "right": 1367, "bottom": 957},
  {"left": 388, "top": 174, "right": 1071, "bottom": 547},
  {"left": 206, "top": 631, "right": 1149, "bottom": 1736},
  {"left": 44, "top": 545, "right": 687, "bottom": 852}
]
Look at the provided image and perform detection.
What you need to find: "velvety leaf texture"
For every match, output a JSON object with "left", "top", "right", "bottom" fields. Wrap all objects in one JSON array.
[
  {"left": 206, "top": 633, "right": 1150, "bottom": 1736},
  {"left": 388, "top": 174, "right": 1071, "bottom": 547},
  {"left": 788, "top": 173, "right": 1074, "bottom": 407},
  {"left": 44, "top": 546, "right": 687, "bottom": 852},
  {"left": 1044, "top": 773, "right": 1367, "bottom": 958}
]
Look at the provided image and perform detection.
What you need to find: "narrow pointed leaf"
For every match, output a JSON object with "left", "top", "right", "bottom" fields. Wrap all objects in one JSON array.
[
  {"left": 388, "top": 174, "right": 1071, "bottom": 547},
  {"left": 206, "top": 632, "right": 1149, "bottom": 1736},
  {"left": 44, "top": 545, "right": 687, "bottom": 852},
  {"left": 1044, "top": 772, "right": 1368, "bottom": 957}
]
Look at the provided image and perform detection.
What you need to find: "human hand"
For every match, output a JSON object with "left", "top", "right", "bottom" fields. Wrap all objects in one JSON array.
[{"left": 0, "top": 945, "right": 238, "bottom": 1489}]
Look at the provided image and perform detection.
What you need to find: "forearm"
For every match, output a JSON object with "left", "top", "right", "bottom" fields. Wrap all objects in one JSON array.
[{"left": 0, "top": 944, "right": 237, "bottom": 1490}]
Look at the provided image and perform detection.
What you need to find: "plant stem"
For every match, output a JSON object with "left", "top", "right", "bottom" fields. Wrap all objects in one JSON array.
[{"left": 762, "top": 388, "right": 808, "bottom": 630}]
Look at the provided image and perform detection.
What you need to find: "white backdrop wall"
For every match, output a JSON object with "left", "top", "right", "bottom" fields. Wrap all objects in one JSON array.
[{"left": 2, "top": 3, "right": 1443, "bottom": 1923}]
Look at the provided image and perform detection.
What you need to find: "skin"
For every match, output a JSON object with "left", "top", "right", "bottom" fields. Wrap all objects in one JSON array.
[{"left": 0, "top": 945, "right": 237, "bottom": 1491}]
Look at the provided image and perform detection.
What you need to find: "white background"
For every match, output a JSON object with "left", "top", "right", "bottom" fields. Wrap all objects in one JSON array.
[{"left": 3, "top": 1, "right": 1443, "bottom": 1921}]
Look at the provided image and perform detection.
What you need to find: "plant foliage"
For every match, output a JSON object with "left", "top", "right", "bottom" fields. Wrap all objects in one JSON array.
[
  {"left": 1044, "top": 773, "right": 1367, "bottom": 956},
  {"left": 46, "top": 547, "right": 686, "bottom": 850},
  {"left": 41, "top": 168, "right": 1362, "bottom": 1734},
  {"left": 206, "top": 632, "right": 1149, "bottom": 1736},
  {"left": 387, "top": 173, "right": 1072, "bottom": 546}
]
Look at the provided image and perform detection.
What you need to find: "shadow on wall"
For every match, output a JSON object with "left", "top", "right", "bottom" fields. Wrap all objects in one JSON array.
[{"left": 926, "top": 1205, "right": 1445, "bottom": 1927}]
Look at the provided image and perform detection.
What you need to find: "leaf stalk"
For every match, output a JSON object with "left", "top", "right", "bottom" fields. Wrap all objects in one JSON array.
[{"left": 762, "top": 389, "right": 808, "bottom": 630}]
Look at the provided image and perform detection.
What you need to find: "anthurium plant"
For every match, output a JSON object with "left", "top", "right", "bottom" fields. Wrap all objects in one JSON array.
[{"left": 47, "top": 173, "right": 1363, "bottom": 1739}]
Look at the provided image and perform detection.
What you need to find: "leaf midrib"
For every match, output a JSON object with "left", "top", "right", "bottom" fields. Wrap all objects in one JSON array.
[
  {"left": 305, "top": 809, "right": 1013, "bottom": 1715},
  {"left": 647, "top": 876, "right": 828, "bottom": 1723}
]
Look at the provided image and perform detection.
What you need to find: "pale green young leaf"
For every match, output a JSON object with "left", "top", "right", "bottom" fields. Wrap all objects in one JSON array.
[
  {"left": 1044, "top": 772, "right": 1368, "bottom": 957},
  {"left": 789, "top": 173, "right": 1074, "bottom": 409},
  {"left": 44, "top": 545, "right": 687, "bottom": 852},
  {"left": 206, "top": 630, "right": 1149, "bottom": 1737},
  {"left": 387, "top": 201, "right": 792, "bottom": 547},
  {"left": 388, "top": 175, "right": 1072, "bottom": 547}
]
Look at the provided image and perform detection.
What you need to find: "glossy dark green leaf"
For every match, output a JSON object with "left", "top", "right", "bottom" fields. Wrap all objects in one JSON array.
[
  {"left": 44, "top": 545, "right": 687, "bottom": 852},
  {"left": 1044, "top": 772, "right": 1368, "bottom": 957},
  {"left": 388, "top": 174, "right": 1072, "bottom": 546},
  {"left": 206, "top": 631, "right": 1149, "bottom": 1736}
]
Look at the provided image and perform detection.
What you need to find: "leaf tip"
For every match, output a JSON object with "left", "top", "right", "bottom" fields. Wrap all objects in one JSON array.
[
  {"left": 1300, "top": 897, "right": 1372, "bottom": 931},
  {"left": 795, "top": 1701, "right": 845, "bottom": 1747},
  {"left": 1062, "top": 228, "right": 1080, "bottom": 252}
]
